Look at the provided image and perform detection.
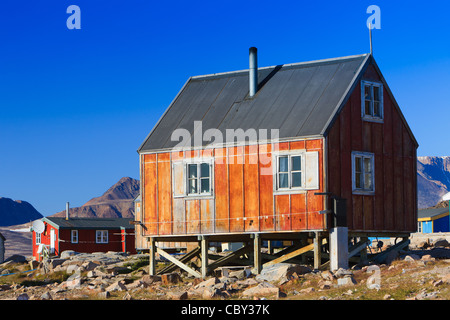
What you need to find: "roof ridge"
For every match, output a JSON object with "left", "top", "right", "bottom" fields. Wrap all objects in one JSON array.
[{"left": 191, "top": 53, "right": 369, "bottom": 80}]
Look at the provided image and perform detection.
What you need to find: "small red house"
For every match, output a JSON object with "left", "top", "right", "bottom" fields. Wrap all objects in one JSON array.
[{"left": 32, "top": 217, "right": 136, "bottom": 260}]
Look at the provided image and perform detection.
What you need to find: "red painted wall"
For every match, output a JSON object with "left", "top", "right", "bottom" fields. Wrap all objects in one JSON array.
[{"left": 326, "top": 62, "right": 417, "bottom": 233}]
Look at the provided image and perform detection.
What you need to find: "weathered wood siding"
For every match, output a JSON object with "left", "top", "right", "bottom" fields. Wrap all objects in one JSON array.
[
  {"left": 141, "top": 138, "right": 326, "bottom": 237},
  {"left": 326, "top": 63, "right": 417, "bottom": 233}
]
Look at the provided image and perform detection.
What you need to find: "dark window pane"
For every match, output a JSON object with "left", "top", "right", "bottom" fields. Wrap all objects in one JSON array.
[
  {"left": 355, "top": 173, "right": 362, "bottom": 189},
  {"left": 279, "top": 173, "right": 288, "bottom": 188},
  {"left": 292, "top": 172, "right": 302, "bottom": 187},
  {"left": 279, "top": 156, "right": 288, "bottom": 173},
  {"left": 355, "top": 157, "right": 362, "bottom": 172},
  {"left": 201, "top": 163, "right": 210, "bottom": 177},
  {"left": 188, "top": 164, "right": 197, "bottom": 178},
  {"left": 365, "top": 85, "right": 371, "bottom": 99},
  {"left": 291, "top": 156, "right": 301, "bottom": 171},
  {"left": 373, "top": 86, "right": 380, "bottom": 101},
  {"left": 365, "top": 100, "right": 371, "bottom": 116},
  {"left": 200, "top": 178, "right": 210, "bottom": 193},
  {"left": 373, "top": 101, "right": 381, "bottom": 117}
]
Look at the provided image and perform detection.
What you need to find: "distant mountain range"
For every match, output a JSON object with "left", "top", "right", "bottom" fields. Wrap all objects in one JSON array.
[
  {"left": 0, "top": 198, "right": 44, "bottom": 226},
  {"left": 417, "top": 156, "right": 450, "bottom": 209},
  {"left": 51, "top": 177, "right": 140, "bottom": 219}
]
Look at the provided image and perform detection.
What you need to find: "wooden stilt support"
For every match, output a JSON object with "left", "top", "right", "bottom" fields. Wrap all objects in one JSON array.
[
  {"left": 314, "top": 232, "right": 322, "bottom": 270},
  {"left": 253, "top": 233, "right": 262, "bottom": 274},
  {"left": 157, "top": 247, "right": 202, "bottom": 278},
  {"left": 200, "top": 236, "right": 209, "bottom": 278},
  {"left": 149, "top": 237, "right": 156, "bottom": 276},
  {"left": 268, "top": 241, "right": 273, "bottom": 255},
  {"left": 157, "top": 246, "right": 201, "bottom": 275}
]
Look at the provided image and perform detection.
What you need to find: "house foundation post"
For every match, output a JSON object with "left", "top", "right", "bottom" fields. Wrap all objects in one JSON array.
[
  {"left": 329, "top": 227, "right": 349, "bottom": 270},
  {"left": 200, "top": 236, "right": 209, "bottom": 279},
  {"left": 253, "top": 233, "right": 262, "bottom": 274},
  {"left": 149, "top": 237, "right": 156, "bottom": 276},
  {"left": 313, "top": 232, "right": 322, "bottom": 270}
]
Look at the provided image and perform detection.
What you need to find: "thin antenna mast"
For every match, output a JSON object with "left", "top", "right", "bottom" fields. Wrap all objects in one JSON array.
[{"left": 369, "top": 22, "right": 373, "bottom": 55}]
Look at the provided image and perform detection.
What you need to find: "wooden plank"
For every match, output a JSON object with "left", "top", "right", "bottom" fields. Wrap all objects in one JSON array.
[
  {"left": 143, "top": 154, "right": 157, "bottom": 235},
  {"left": 363, "top": 196, "right": 374, "bottom": 230},
  {"left": 403, "top": 125, "right": 415, "bottom": 232},
  {"left": 200, "top": 199, "right": 214, "bottom": 234},
  {"left": 172, "top": 161, "right": 185, "bottom": 197},
  {"left": 384, "top": 154, "right": 395, "bottom": 230},
  {"left": 229, "top": 146, "right": 244, "bottom": 232},
  {"left": 289, "top": 140, "right": 305, "bottom": 150},
  {"left": 353, "top": 195, "right": 364, "bottom": 230},
  {"left": 275, "top": 195, "right": 290, "bottom": 231},
  {"left": 158, "top": 153, "right": 172, "bottom": 235},
  {"left": 157, "top": 246, "right": 201, "bottom": 275},
  {"left": 258, "top": 143, "right": 274, "bottom": 231},
  {"left": 244, "top": 145, "right": 260, "bottom": 232},
  {"left": 290, "top": 193, "right": 307, "bottom": 230},
  {"left": 186, "top": 200, "right": 200, "bottom": 234},
  {"left": 172, "top": 198, "right": 186, "bottom": 235},
  {"left": 207, "top": 244, "right": 253, "bottom": 271},
  {"left": 305, "top": 139, "right": 322, "bottom": 151},
  {"left": 307, "top": 191, "right": 324, "bottom": 230},
  {"left": 327, "top": 116, "right": 341, "bottom": 198},
  {"left": 157, "top": 247, "right": 202, "bottom": 278},
  {"left": 339, "top": 103, "right": 353, "bottom": 230},
  {"left": 383, "top": 92, "right": 394, "bottom": 231},
  {"left": 393, "top": 108, "right": 404, "bottom": 231},
  {"left": 264, "top": 238, "right": 327, "bottom": 267},
  {"left": 373, "top": 122, "right": 384, "bottom": 231},
  {"left": 350, "top": 83, "right": 363, "bottom": 151},
  {"left": 214, "top": 148, "right": 229, "bottom": 233}
]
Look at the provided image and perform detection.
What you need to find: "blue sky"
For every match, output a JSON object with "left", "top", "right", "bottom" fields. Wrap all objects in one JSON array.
[{"left": 1, "top": 0, "right": 449, "bottom": 216}]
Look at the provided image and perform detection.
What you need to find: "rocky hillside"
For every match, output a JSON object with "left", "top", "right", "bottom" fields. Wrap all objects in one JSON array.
[
  {"left": 417, "top": 156, "right": 450, "bottom": 208},
  {"left": 51, "top": 177, "right": 140, "bottom": 219},
  {"left": 0, "top": 198, "right": 43, "bottom": 227}
]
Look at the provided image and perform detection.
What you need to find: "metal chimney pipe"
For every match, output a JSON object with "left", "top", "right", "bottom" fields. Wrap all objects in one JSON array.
[
  {"left": 249, "top": 47, "right": 258, "bottom": 97},
  {"left": 66, "top": 202, "right": 70, "bottom": 220}
]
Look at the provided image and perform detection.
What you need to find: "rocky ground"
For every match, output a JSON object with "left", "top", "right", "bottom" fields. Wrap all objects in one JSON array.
[{"left": 1, "top": 241, "right": 450, "bottom": 301}]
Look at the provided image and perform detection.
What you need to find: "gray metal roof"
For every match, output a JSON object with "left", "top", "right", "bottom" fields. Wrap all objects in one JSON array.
[
  {"left": 43, "top": 217, "right": 134, "bottom": 229},
  {"left": 139, "top": 53, "right": 418, "bottom": 152},
  {"left": 139, "top": 54, "right": 370, "bottom": 152},
  {"left": 418, "top": 207, "right": 449, "bottom": 220}
]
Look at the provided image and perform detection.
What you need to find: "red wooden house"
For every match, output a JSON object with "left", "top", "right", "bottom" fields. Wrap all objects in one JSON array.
[
  {"left": 32, "top": 216, "right": 136, "bottom": 260},
  {"left": 137, "top": 49, "right": 418, "bottom": 275}
]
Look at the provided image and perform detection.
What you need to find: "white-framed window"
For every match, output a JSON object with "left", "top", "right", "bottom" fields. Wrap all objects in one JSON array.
[
  {"left": 71, "top": 230, "right": 78, "bottom": 244},
  {"left": 96, "top": 230, "right": 108, "bottom": 244},
  {"left": 273, "top": 150, "right": 319, "bottom": 192},
  {"left": 173, "top": 158, "right": 214, "bottom": 197},
  {"left": 361, "top": 80, "right": 383, "bottom": 121},
  {"left": 276, "top": 154, "right": 303, "bottom": 190},
  {"left": 352, "top": 151, "right": 375, "bottom": 194},
  {"left": 35, "top": 232, "right": 41, "bottom": 245},
  {"left": 187, "top": 162, "right": 212, "bottom": 195}
]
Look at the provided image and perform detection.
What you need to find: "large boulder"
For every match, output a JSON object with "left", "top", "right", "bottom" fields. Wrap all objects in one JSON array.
[{"left": 256, "top": 263, "right": 312, "bottom": 284}]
